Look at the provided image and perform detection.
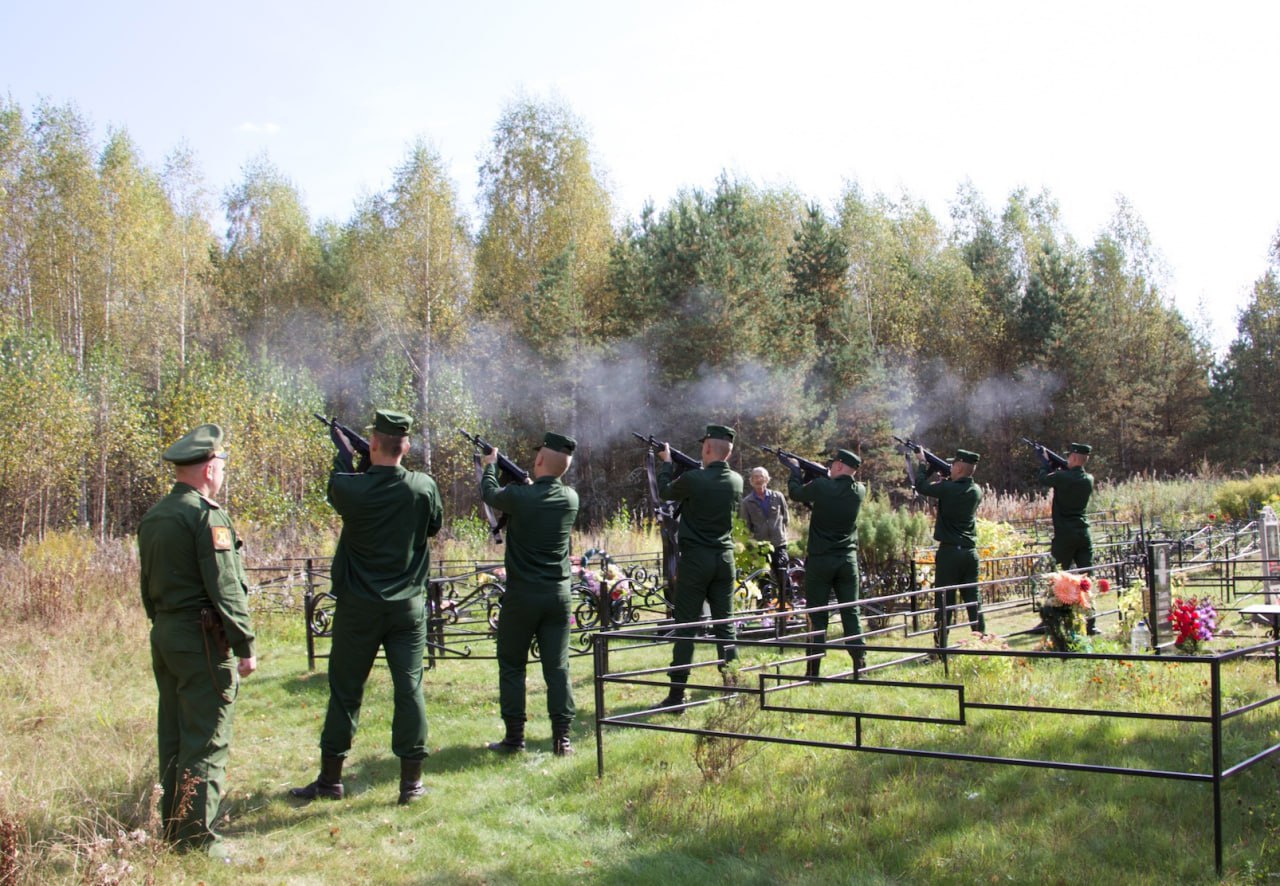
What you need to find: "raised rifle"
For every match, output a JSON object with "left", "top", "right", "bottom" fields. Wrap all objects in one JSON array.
[
  {"left": 632, "top": 432, "right": 699, "bottom": 605},
  {"left": 760, "top": 445, "right": 829, "bottom": 482},
  {"left": 892, "top": 435, "right": 952, "bottom": 479},
  {"left": 314, "top": 413, "right": 371, "bottom": 473},
  {"left": 458, "top": 428, "right": 532, "bottom": 544},
  {"left": 631, "top": 433, "right": 701, "bottom": 473},
  {"left": 457, "top": 429, "right": 532, "bottom": 485},
  {"left": 1020, "top": 437, "right": 1069, "bottom": 471}
]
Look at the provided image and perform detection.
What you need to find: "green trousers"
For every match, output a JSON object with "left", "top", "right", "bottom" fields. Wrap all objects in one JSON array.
[
  {"left": 670, "top": 546, "right": 737, "bottom": 686},
  {"left": 151, "top": 614, "right": 237, "bottom": 850},
  {"left": 803, "top": 552, "right": 863, "bottom": 654},
  {"left": 320, "top": 596, "right": 428, "bottom": 761},
  {"left": 1051, "top": 531, "right": 1094, "bottom": 570},
  {"left": 495, "top": 588, "right": 575, "bottom": 725},
  {"left": 935, "top": 545, "right": 984, "bottom": 633}
]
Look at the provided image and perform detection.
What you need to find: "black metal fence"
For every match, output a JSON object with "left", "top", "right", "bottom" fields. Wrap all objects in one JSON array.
[{"left": 591, "top": 540, "right": 1280, "bottom": 874}]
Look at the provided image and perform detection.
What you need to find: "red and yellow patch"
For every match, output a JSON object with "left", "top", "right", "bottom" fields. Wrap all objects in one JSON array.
[{"left": 211, "top": 525, "right": 233, "bottom": 551}]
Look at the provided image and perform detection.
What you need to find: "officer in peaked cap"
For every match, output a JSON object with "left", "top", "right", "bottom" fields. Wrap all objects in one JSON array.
[{"left": 139, "top": 423, "right": 257, "bottom": 857}]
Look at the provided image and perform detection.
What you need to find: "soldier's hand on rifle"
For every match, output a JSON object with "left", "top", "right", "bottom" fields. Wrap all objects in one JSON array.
[
  {"left": 781, "top": 455, "right": 804, "bottom": 482},
  {"left": 657, "top": 443, "right": 671, "bottom": 463},
  {"left": 331, "top": 426, "right": 353, "bottom": 455},
  {"left": 481, "top": 447, "right": 499, "bottom": 467}
]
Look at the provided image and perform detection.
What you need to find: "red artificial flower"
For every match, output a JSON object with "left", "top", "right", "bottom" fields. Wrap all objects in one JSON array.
[
  {"left": 1098, "top": 578, "right": 1111, "bottom": 594},
  {"left": 1079, "top": 577, "right": 1092, "bottom": 592}
]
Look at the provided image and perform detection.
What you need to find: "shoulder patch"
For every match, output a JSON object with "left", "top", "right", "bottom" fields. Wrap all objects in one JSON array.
[{"left": 211, "top": 525, "right": 233, "bottom": 551}]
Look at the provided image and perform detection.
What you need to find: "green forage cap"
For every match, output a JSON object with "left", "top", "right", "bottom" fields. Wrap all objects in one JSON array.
[
  {"left": 540, "top": 432, "right": 577, "bottom": 454},
  {"left": 368, "top": 409, "right": 412, "bottom": 436},
  {"left": 1069, "top": 442, "right": 1092, "bottom": 454},
  {"left": 700, "top": 424, "right": 736, "bottom": 442},
  {"left": 955, "top": 449, "right": 980, "bottom": 464},
  {"left": 163, "top": 423, "right": 227, "bottom": 465},
  {"left": 835, "top": 448, "right": 861, "bottom": 468}
]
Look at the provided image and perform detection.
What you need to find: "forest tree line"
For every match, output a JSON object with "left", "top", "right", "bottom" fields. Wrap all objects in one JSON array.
[{"left": 2, "top": 94, "right": 1279, "bottom": 546}]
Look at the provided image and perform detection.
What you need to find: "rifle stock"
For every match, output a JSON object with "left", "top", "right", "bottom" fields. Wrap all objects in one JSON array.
[
  {"left": 760, "top": 445, "right": 829, "bottom": 481},
  {"left": 1020, "top": 437, "right": 1069, "bottom": 471},
  {"left": 892, "top": 435, "right": 952, "bottom": 479},
  {"left": 314, "top": 413, "right": 371, "bottom": 472}
]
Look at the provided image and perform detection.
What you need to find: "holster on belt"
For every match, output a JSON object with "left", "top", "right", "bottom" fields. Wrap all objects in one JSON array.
[{"left": 200, "top": 607, "right": 230, "bottom": 658}]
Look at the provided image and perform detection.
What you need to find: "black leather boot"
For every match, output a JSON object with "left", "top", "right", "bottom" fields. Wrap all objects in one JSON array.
[
  {"left": 657, "top": 688, "right": 685, "bottom": 714},
  {"left": 398, "top": 758, "right": 426, "bottom": 805},
  {"left": 805, "top": 655, "right": 822, "bottom": 680},
  {"left": 289, "top": 754, "right": 344, "bottom": 800},
  {"left": 487, "top": 717, "right": 526, "bottom": 753},
  {"left": 552, "top": 721, "right": 574, "bottom": 757}
]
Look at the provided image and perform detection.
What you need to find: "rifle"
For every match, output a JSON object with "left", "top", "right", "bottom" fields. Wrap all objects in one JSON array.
[
  {"left": 1020, "top": 437, "right": 1069, "bottom": 471},
  {"left": 457, "top": 429, "right": 531, "bottom": 485},
  {"left": 631, "top": 433, "right": 701, "bottom": 473},
  {"left": 760, "top": 445, "right": 829, "bottom": 482},
  {"left": 458, "top": 429, "right": 532, "bottom": 545},
  {"left": 314, "top": 413, "right": 371, "bottom": 473},
  {"left": 632, "top": 433, "right": 698, "bottom": 604},
  {"left": 892, "top": 435, "right": 952, "bottom": 479}
]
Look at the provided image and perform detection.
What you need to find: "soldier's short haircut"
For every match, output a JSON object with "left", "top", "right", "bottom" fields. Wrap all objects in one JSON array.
[
  {"left": 540, "top": 448, "right": 572, "bottom": 478},
  {"left": 372, "top": 430, "right": 411, "bottom": 457},
  {"left": 706, "top": 438, "right": 732, "bottom": 461}
]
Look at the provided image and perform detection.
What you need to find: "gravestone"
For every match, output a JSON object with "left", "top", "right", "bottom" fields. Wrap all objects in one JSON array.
[
  {"left": 1147, "top": 543, "right": 1172, "bottom": 648},
  {"left": 1262, "top": 506, "right": 1279, "bottom": 604}
]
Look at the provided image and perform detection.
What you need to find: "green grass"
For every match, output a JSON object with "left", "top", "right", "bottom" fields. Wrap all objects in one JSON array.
[{"left": 5, "top": 542, "right": 1280, "bottom": 883}]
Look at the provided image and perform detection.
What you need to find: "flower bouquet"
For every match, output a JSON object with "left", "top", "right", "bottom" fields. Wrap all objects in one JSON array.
[
  {"left": 1038, "top": 572, "right": 1096, "bottom": 652},
  {"left": 1168, "top": 597, "right": 1217, "bottom": 654}
]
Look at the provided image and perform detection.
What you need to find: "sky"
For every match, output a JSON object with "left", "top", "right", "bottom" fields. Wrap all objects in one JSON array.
[{"left": 3, "top": 0, "right": 1277, "bottom": 353}]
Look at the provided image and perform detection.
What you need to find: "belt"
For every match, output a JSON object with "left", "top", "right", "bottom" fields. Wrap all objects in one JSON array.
[{"left": 938, "top": 543, "right": 976, "bottom": 551}]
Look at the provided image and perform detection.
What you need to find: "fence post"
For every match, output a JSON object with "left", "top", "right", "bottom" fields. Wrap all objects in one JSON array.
[{"left": 304, "top": 557, "right": 317, "bottom": 671}]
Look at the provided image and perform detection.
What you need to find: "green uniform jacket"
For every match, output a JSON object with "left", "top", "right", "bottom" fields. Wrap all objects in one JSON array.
[
  {"left": 1039, "top": 465, "right": 1094, "bottom": 534},
  {"left": 658, "top": 461, "right": 743, "bottom": 551},
  {"left": 788, "top": 474, "right": 864, "bottom": 557},
  {"left": 914, "top": 472, "right": 982, "bottom": 548},
  {"left": 138, "top": 482, "right": 256, "bottom": 658},
  {"left": 328, "top": 459, "right": 443, "bottom": 603},
  {"left": 481, "top": 465, "right": 580, "bottom": 593}
]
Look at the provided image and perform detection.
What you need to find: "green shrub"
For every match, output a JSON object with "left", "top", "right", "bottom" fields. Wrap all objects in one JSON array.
[{"left": 1213, "top": 476, "right": 1280, "bottom": 521}]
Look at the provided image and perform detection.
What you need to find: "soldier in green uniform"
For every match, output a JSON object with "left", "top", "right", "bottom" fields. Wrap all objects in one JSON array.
[
  {"left": 657, "top": 425, "right": 744, "bottom": 709},
  {"left": 138, "top": 423, "right": 257, "bottom": 856},
  {"left": 1035, "top": 441, "right": 1097, "bottom": 634},
  {"left": 908, "top": 447, "right": 985, "bottom": 637},
  {"left": 784, "top": 448, "right": 866, "bottom": 678},
  {"left": 291, "top": 409, "right": 443, "bottom": 805},
  {"left": 481, "top": 432, "right": 580, "bottom": 756},
  {"left": 1039, "top": 443, "right": 1095, "bottom": 569}
]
